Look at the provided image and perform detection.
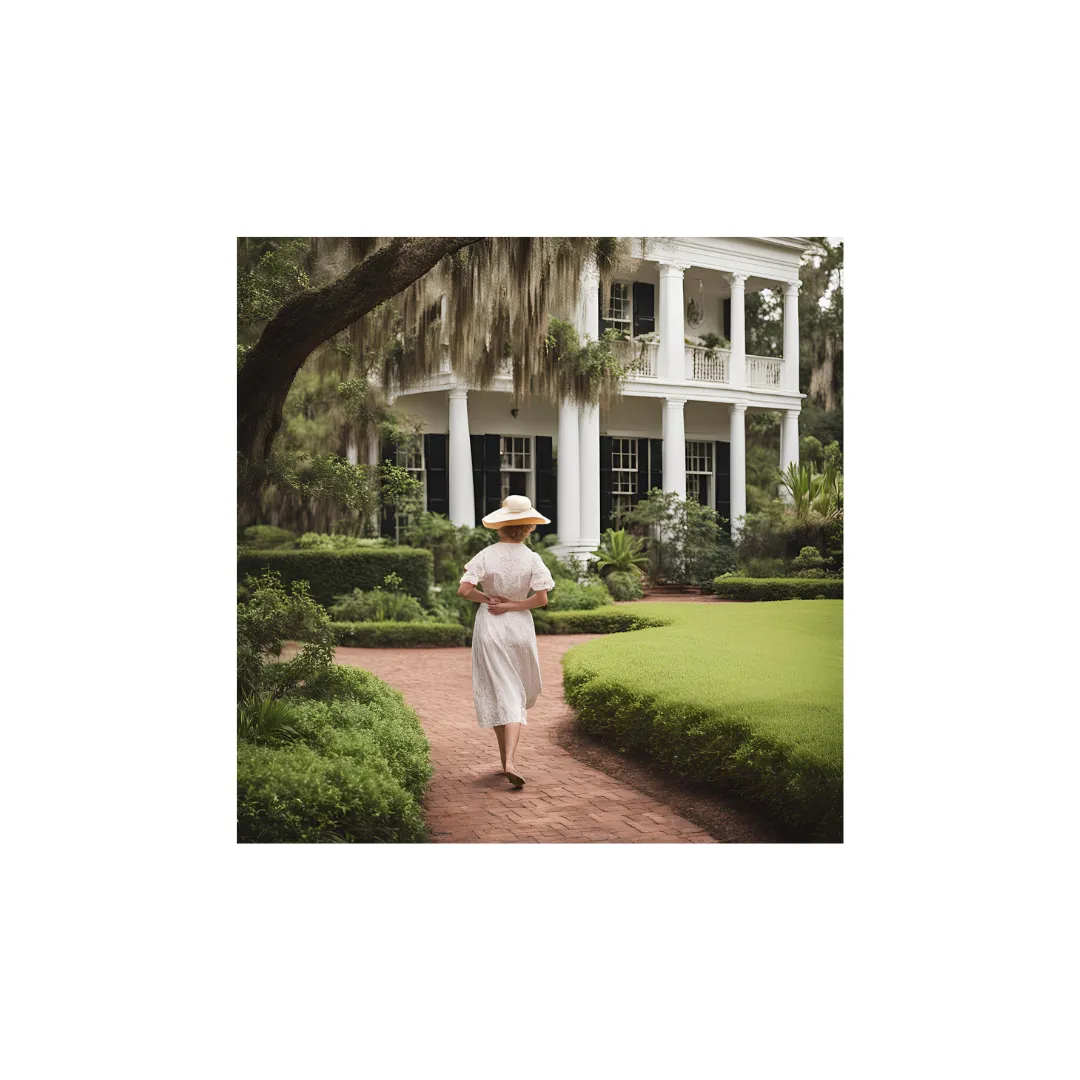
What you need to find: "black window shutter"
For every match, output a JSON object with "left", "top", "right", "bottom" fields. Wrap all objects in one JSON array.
[
  {"left": 632, "top": 283, "right": 655, "bottom": 338},
  {"left": 649, "top": 438, "right": 663, "bottom": 495},
  {"left": 599, "top": 435, "right": 613, "bottom": 534},
  {"left": 715, "top": 440, "right": 731, "bottom": 534},
  {"left": 534, "top": 435, "right": 556, "bottom": 538},
  {"left": 379, "top": 437, "right": 398, "bottom": 538},
  {"left": 471, "top": 434, "right": 484, "bottom": 526},
  {"left": 483, "top": 434, "right": 502, "bottom": 515},
  {"left": 597, "top": 281, "right": 605, "bottom": 338},
  {"left": 423, "top": 433, "right": 448, "bottom": 517},
  {"left": 635, "top": 438, "right": 649, "bottom": 506},
  {"left": 723, "top": 298, "right": 732, "bottom": 340}
]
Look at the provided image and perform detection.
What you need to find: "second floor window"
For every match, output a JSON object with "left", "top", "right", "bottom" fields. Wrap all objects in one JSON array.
[{"left": 603, "top": 282, "right": 632, "bottom": 338}]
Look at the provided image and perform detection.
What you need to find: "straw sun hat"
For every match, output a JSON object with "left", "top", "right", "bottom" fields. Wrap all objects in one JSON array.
[{"left": 481, "top": 494, "right": 551, "bottom": 529}]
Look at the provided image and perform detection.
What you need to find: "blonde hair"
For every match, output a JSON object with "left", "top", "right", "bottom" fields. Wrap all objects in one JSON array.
[{"left": 498, "top": 523, "right": 536, "bottom": 543}]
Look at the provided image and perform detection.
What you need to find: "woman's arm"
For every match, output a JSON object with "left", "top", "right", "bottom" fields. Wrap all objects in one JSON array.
[
  {"left": 487, "top": 590, "right": 548, "bottom": 614},
  {"left": 457, "top": 583, "right": 509, "bottom": 604}
]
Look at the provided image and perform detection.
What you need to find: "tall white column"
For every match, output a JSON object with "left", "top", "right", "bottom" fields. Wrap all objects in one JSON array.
[
  {"left": 783, "top": 279, "right": 801, "bottom": 393},
  {"left": 727, "top": 272, "right": 748, "bottom": 387},
  {"left": 447, "top": 388, "right": 474, "bottom": 527},
  {"left": 729, "top": 403, "right": 747, "bottom": 537},
  {"left": 582, "top": 263, "right": 600, "bottom": 341},
  {"left": 661, "top": 396, "right": 687, "bottom": 500},
  {"left": 578, "top": 403, "right": 600, "bottom": 549},
  {"left": 780, "top": 407, "right": 800, "bottom": 487},
  {"left": 658, "top": 262, "right": 689, "bottom": 382},
  {"left": 557, "top": 398, "right": 581, "bottom": 548}
]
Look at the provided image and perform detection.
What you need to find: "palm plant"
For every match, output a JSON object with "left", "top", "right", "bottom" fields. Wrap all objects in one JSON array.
[
  {"left": 592, "top": 528, "right": 650, "bottom": 579},
  {"left": 778, "top": 463, "right": 843, "bottom": 522},
  {"left": 237, "top": 695, "right": 301, "bottom": 745}
]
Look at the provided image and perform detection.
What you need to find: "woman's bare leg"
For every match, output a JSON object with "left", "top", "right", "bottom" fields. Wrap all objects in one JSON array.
[
  {"left": 504, "top": 722, "right": 523, "bottom": 776},
  {"left": 493, "top": 725, "right": 507, "bottom": 771}
]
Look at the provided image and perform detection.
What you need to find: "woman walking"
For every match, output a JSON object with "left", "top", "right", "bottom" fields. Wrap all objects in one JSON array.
[{"left": 456, "top": 495, "right": 556, "bottom": 787}]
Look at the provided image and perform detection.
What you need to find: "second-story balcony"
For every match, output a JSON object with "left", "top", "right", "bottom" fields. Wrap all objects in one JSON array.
[{"left": 611, "top": 336, "right": 783, "bottom": 389}]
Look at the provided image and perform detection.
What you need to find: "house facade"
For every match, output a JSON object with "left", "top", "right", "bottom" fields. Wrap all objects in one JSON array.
[{"left": 383, "top": 237, "right": 811, "bottom": 560}]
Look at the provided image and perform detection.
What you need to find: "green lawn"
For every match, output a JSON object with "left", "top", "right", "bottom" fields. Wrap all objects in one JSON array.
[{"left": 561, "top": 601, "right": 843, "bottom": 839}]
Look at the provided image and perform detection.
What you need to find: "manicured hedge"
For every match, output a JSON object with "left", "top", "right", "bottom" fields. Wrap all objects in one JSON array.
[
  {"left": 237, "top": 547, "right": 434, "bottom": 607},
  {"left": 711, "top": 577, "right": 843, "bottom": 601},
  {"left": 331, "top": 621, "right": 470, "bottom": 648},
  {"left": 561, "top": 603, "right": 842, "bottom": 841},
  {"left": 237, "top": 664, "right": 432, "bottom": 843},
  {"left": 532, "top": 608, "right": 672, "bottom": 635}
]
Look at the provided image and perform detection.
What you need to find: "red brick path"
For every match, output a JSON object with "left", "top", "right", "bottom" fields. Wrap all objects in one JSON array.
[{"left": 334, "top": 637, "right": 717, "bottom": 843}]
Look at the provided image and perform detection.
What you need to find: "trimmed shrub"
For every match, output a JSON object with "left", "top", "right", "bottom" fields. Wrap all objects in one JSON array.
[
  {"left": 331, "top": 621, "right": 469, "bottom": 648},
  {"left": 532, "top": 608, "right": 671, "bottom": 635},
  {"left": 740, "top": 556, "right": 788, "bottom": 578},
  {"left": 329, "top": 588, "right": 427, "bottom": 623},
  {"left": 711, "top": 577, "right": 844, "bottom": 601},
  {"left": 296, "top": 533, "right": 391, "bottom": 550},
  {"left": 790, "top": 545, "right": 827, "bottom": 574},
  {"left": 604, "top": 570, "right": 644, "bottom": 602},
  {"left": 237, "top": 742, "right": 426, "bottom": 843},
  {"left": 242, "top": 524, "right": 296, "bottom": 549},
  {"left": 237, "top": 547, "right": 434, "bottom": 607},
  {"left": 547, "top": 579, "right": 613, "bottom": 611}
]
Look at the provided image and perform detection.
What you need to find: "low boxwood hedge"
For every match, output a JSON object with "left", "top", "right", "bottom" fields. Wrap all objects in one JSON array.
[
  {"left": 237, "top": 663, "right": 433, "bottom": 843},
  {"left": 532, "top": 608, "right": 672, "bottom": 635},
  {"left": 237, "top": 547, "right": 434, "bottom": 607},
  {"left": 331, "top": 621, "right": 469, "bottom": 648},
  {"left": 711, "top": 577, "right": 843, "bottom": 601}
]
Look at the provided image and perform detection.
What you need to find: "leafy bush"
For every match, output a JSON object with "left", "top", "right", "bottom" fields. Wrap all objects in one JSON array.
[
  {"left": 237, "top": 662, "right": 433, "bottom": 843},
  {"left": 237, "top": 570, "right": 336, "bottom": 699},
  {"left": 242, "top": 525, "right": 296, "bottom": 549},
  {"left": 329, "top": 587, "right": 427, "bottom": 622},
  {"left": 790, "top": 546, "right": 827, "bottom": 574},
  {"left": 540, "top": 533, "right": 559, "bottom": 548},
  {"left": 740, "top": 556, "right": 788, "bottom": 578},
  {"left": 532, "top": 608, "right": 670, "bottom": 635},
  {"left": 624, "top": 489, "right": 733, "bottom": 586},
  {"left": 237, "top": 547, "right": 434, "bottom": 607},
  {"left": 593, "top": 529, "right": 649, "bottom": 578},
  {"left": 237, "top": 695, "right": 301, "bottom": 745},
  {"left": 604, "top": 570, "right": 644, "bottom": 601},
  {"left": 546, "top": 579, "right": 612, "bottom": 611},
  {"left": 711, "top": 577, "right": 843, "bottom": 601},
  {"left": 331, "top": 621, "right": 470, "bottom": 647},
  {"left": 428, "top": 589, "right": 478, "bottom": 630},
  {"left": 237, "top": 742, "right": 427, "bottom": 843}
]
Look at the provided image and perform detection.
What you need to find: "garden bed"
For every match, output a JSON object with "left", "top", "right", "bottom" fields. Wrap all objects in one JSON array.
[
  {"left": 561, "top": 601, "right": 843, "bottom": 841},
  {"left": 711, "top": 577, "right": 843, "bottom": 601},
  {"left": 330, "top": 621, "right": 469, "bottom": 648}
]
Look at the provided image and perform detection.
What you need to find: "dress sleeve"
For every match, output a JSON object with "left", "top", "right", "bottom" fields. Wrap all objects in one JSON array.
[
  {"left": 460, "top": 550, "right": 485, "bottom": 586},
  {"left": 529, "top": 552, "right": 556, "bottom": 592}
]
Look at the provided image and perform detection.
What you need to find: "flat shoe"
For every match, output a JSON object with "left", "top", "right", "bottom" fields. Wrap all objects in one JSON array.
[{"left": 506, "top": 769, "right": 525, "bottom": 788}]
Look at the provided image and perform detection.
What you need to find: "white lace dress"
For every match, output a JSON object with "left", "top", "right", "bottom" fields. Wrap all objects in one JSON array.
[{"left": 459, "top": 542, "right": 556, "bottom": 728}]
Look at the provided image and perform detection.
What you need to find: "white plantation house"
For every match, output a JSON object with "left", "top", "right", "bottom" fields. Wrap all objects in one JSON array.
[{"left": 380, "top": 237, "right": 812, "bottom": 560}]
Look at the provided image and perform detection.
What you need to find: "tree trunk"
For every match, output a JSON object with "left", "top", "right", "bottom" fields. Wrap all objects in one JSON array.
[{"left": 237, "top": 236, "right": 481, "bottom": 497}]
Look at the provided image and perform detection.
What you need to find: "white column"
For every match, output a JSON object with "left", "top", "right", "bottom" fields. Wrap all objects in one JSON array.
[
  {"left": 658, "top": 262, "right": 689, "bottom": 382},
  {"left": 729, "top": 403, "right": 747, "bottom": 537},
  {"left": 582, "top": 263, "right": 600, "bottom": 341},
  {"left": 780, "top": 409, "right": 800, "bottom": 496},
  {"left": 727, "top": 272, "right": 748, "bottom": 387},
  {"left": 783, "top": 279, "right": 801, "bottom": 393},
  {"left": 557, "top": 398, "right": 581, "bottom": 548},
  {"left": 447, "top": 388, "right": 474, "bottom": 527},
  {"left": 578, "top": 403, "right": 600, "bottom": 549},
  {"left": 661, "top": 397, "right": 687, "bottom": 500}
]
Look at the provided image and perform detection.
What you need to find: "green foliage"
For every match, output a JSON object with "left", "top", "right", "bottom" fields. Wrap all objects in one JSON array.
[
  {"left": 592, "top": 529, "right": 649, "bottom": 578},
  {"left": 711, "top": 577, "right": 843, "bottom": 601},
  {"left": 330, "top": 622, "right": 470, "bottom": 648},
  {"left": 778, "top": 462, "right": 843, "bottom": 522},
  {"left": 532, "top": 608, "right": 670, "bottom": 635},
  {"left": 739, "top": 556, "right": 788, "bottom": 578},
  {"left": 329, "top": 587, "right": 428, "bottom": 623},
  {"left": 237, "top": 547, "right": 434, "bottom": 607},
  {"left": 604, "top": 570, "right": 645, "bottom": 602},
  {"left": 546, "top": 579, "right": 612, "bottom": 612},
  {"left": 790, "top": 546, "right": 827, "bottom": 575},
  {"left": 540, "top": 533, "right": 560, "bottom": 548},
  {"left": 236, "top": 570, "right": 336, "bottom": 699},
  {"left": 242, "top": 525, "right": 296, "bottom": 550},
  {"left": 562, "top": 601, "right": 843, "bottom": 840},
  {"left": 428, "top": 589, "right": 479, "bottom": 630},
  {"left": 296, "top": 533, "right": 390, "bottom": 551},
  {"left": 545, "top": 318, "right": 631, "bottom": 406},
  {"left": 237, "top": 695, "right": 301, "bottom": 745},
  {"left": 236, "top": 238, "right": 311, "bottom": 332},
  {"left": 402, "top": 512, "right": 464, "bottom": 583}
]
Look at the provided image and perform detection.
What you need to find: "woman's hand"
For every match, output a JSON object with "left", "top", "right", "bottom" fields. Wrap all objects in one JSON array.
[
  {"left": 487, "top": 601, "right": 517, "bottom": 615},
  {"left": 484, "top": 593, "right": 509, "bottom": 605}
]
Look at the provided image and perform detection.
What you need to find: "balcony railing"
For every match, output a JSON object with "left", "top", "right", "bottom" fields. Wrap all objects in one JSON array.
[
  {"left": 746, "top": 354, "right": 783, "bottom": 389},
  {"left": 612, "top": 338, "right": 657, "bottom": 377},
  {"left": 686, "top": 345, "right": 729, "bottom": 383}
]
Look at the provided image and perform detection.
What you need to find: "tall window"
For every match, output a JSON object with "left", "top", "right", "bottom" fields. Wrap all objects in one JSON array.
[
  {"left": 395, "top": 441, "right": 424, "bottom": 541},
  {"left": 612, "top": 437, "right": 638, "bottom": 523},
  {"left": 500, "top": 435, "right": 532, "bottom": 501},
  {"left": 685, "top": 441, "right": 713, "bottom": 507},
  {"left": 603, "top": 282, "right": 632, "bottom": 338}
]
